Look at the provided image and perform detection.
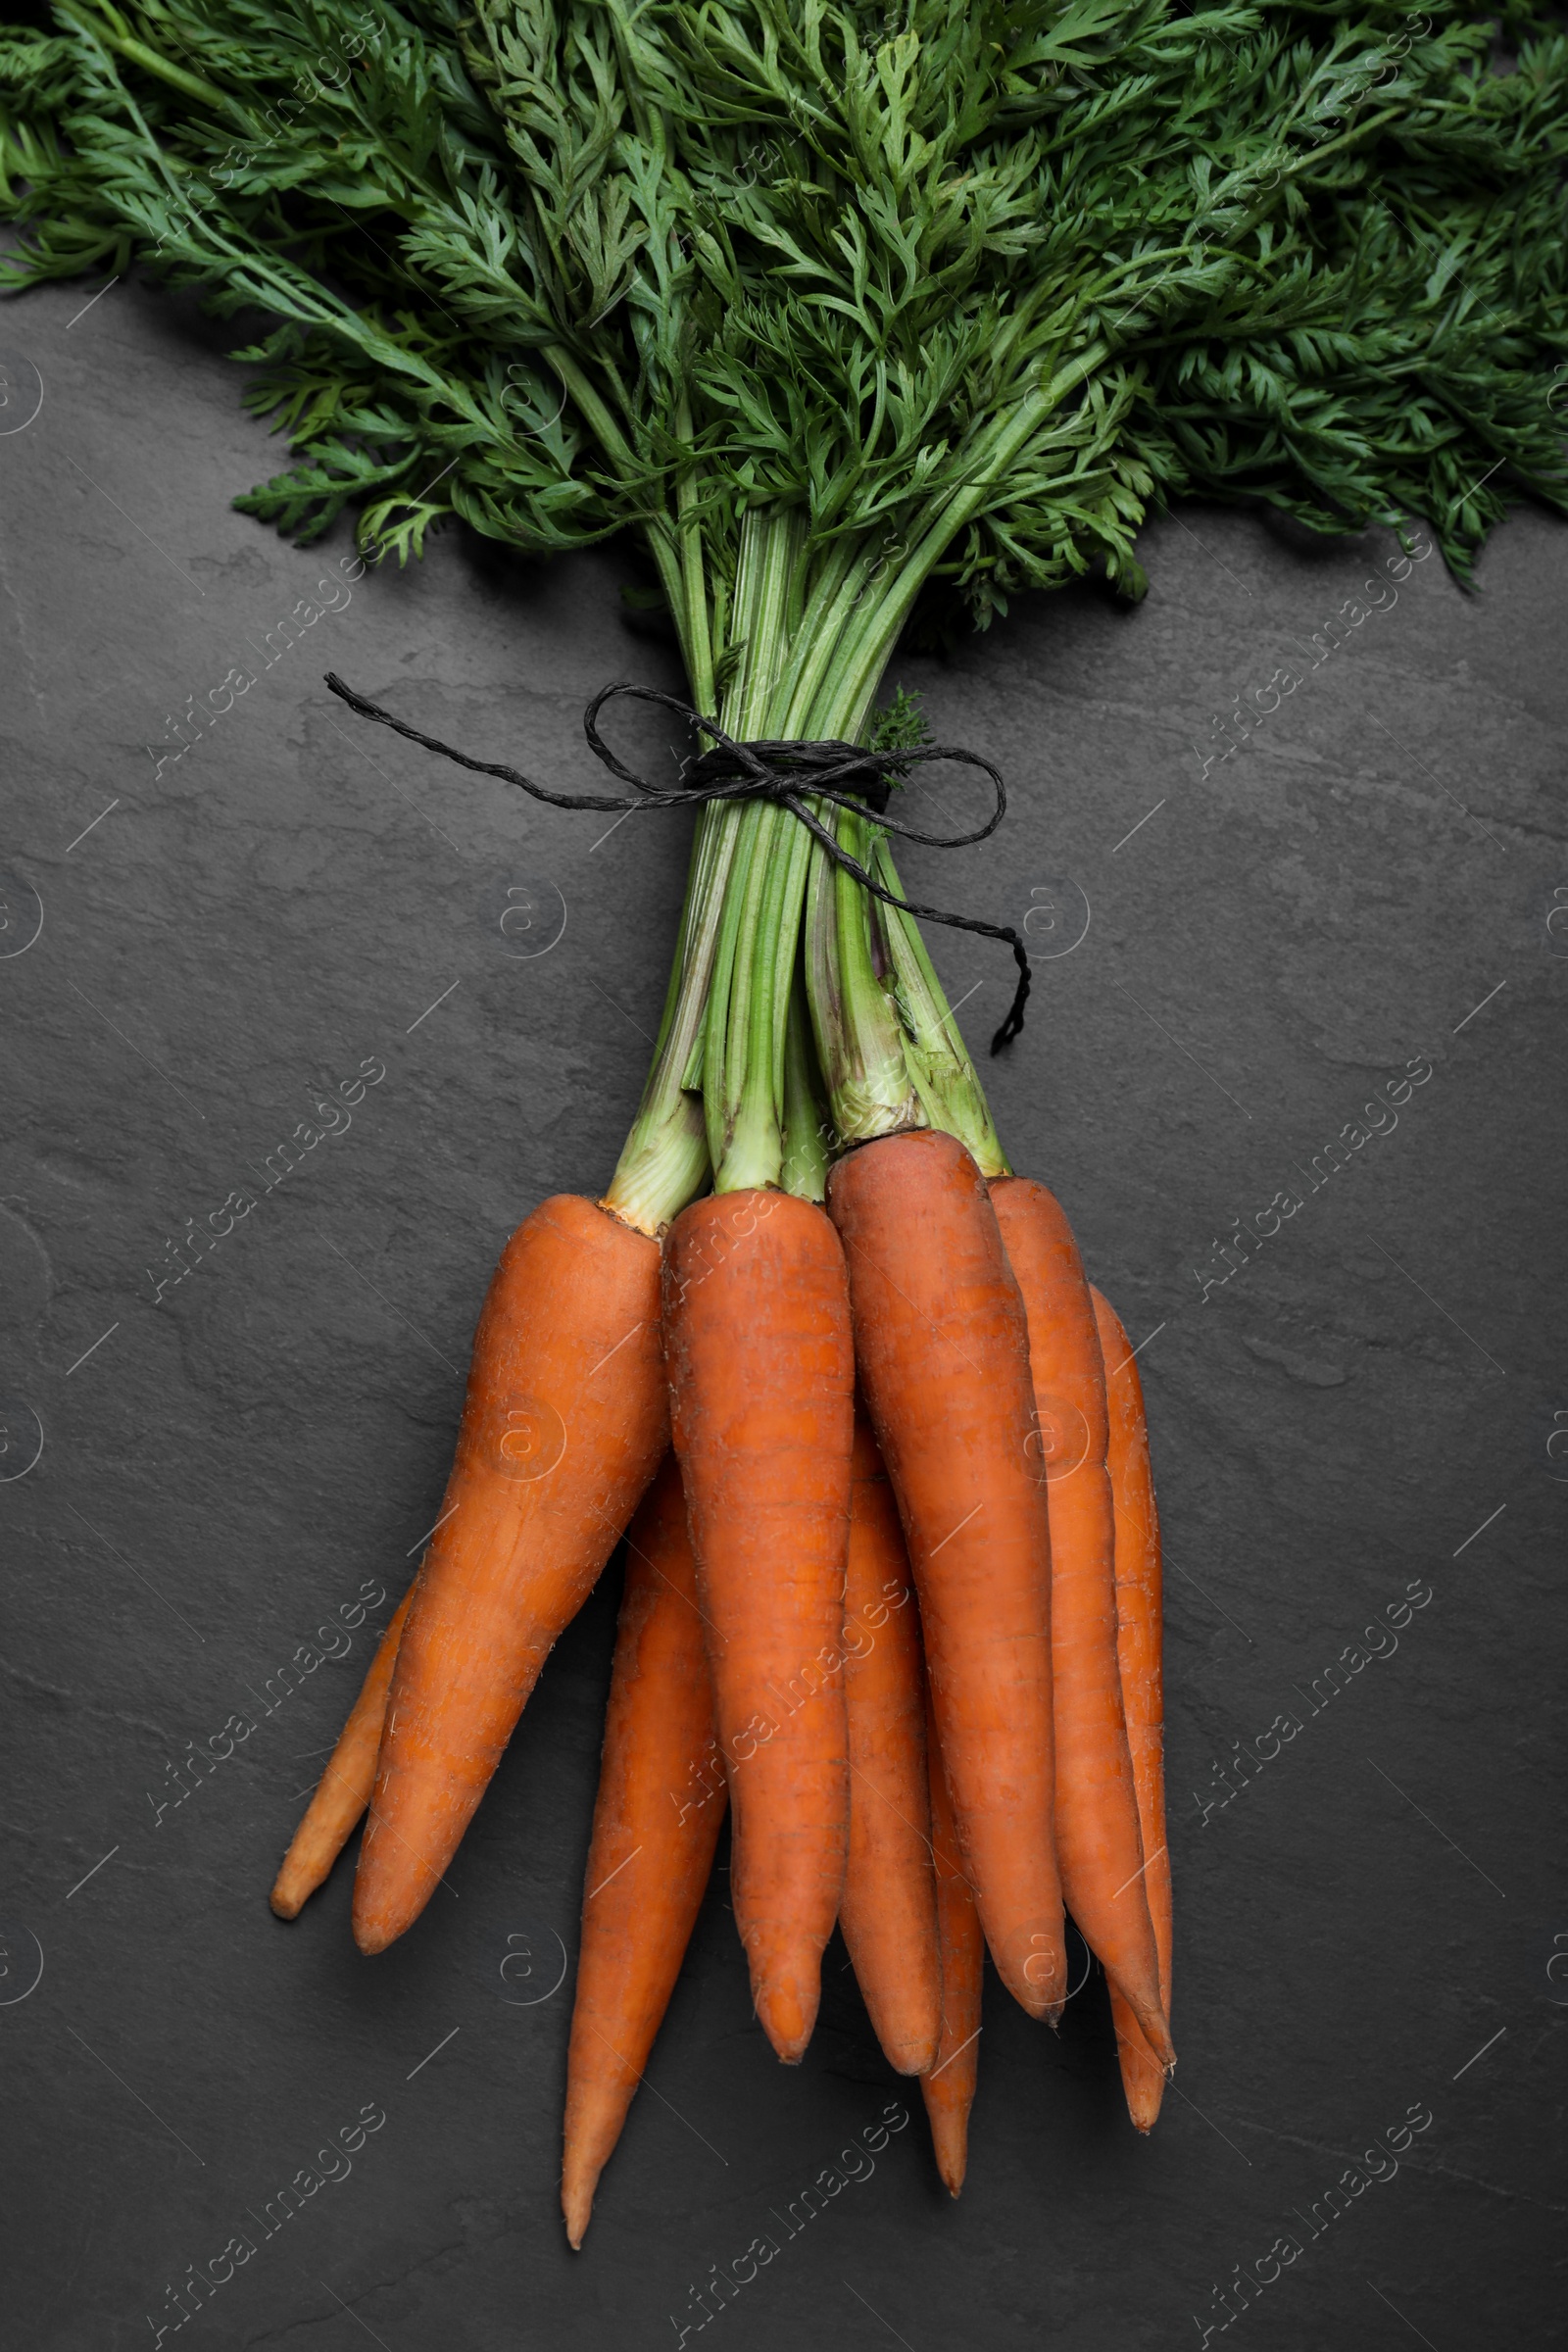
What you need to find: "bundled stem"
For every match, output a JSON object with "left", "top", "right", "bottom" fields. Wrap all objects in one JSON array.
[
  {"left": 604, "top": 496, "right": 1012, "bottom": 1227},
  {"left": 5, "top": 0, "right": 1562, "bottom": 1215}
]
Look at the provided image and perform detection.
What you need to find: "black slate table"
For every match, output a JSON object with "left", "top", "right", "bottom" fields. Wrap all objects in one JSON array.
[{"left": 1, "top": 268, "right": 1561, "bottom": 2350}]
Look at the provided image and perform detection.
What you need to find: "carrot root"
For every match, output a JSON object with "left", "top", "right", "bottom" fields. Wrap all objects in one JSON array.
[
  {"left": 1109, "top": 1986, "right": 1168, "bottom": 2132},
  {"left": 1093, "top": 1285, "right": 1173, "bottom": 2129},
  {"left": 991, "top": 1179, "right": 1172, "bottom": 2071},
  {"left": 839, "top": 1413, "right": 942, "bottom": 2077},
  {"left": 563, "top": 1455, "right": 725, "bottom": 2247},
  {"left": 828, "top": 1130, "right": 1066, "bottom": 2025},
  {"left": 355, "top": 1197, "right": 668, "bottom": 1955},
  {"left": 663, "top": 1189, "right": 854, "bottom": 2064},
  {"left": 919, "top": 1695, "right": 984, "bottom": 2196},
  {"left": 270, "top": 1588, "right": 412, "bottom": 1919}
]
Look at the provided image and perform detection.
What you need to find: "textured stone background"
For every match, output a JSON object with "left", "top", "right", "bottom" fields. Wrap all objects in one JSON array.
[{"left": 1, "top": 265, "right": 1562, "bottom": 2352}]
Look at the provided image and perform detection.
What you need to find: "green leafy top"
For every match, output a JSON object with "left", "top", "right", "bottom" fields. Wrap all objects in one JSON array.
[
  {"left": 3, "top": 0, "right": 1563, "bottom": 1213},
  {"left": 3, "top": 0, "right": 1565, "bottom": 710}
]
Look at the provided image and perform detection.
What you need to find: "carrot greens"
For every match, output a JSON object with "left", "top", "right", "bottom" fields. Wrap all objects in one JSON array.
[{"left": 4, "top": 0, "right": 1564, "bottom": 1200}]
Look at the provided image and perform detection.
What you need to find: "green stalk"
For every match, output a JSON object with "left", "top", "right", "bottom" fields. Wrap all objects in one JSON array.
[
  {"left": 611, "top": 339, "right": 1105, "bottom": 1227},
  {"left": 600, "top": 501, "right": 798, "bottom": 1232},
  {"left": 872, "top": 837, "right": 1010, "bottom": 1178},
  {"left": 779, "top": 966, "right": 832, "bottom": 1204},
  {"left": 805, "top": 795, "right": 925, "bottom": 1148},
  {"left": 54, "top": 0, "right": 232, "bottom": 108},
  {"left": 598, "top": 804, "right": 730, "bottom": 1234},
  {"left": 701, "top": 508, "right": 802, "bottom": 1192},
  {"left": 673, "top": 388, "right": 716, "bottom": 719},
  {"left": 786, "top": 352, "right": 1125, "bottom": 1164},
  {"left": 775, "top": 538, "right": 885, "bottom": 738},
  {"left": 820, "top": 345, "right": 1112, "bottom": 740}
]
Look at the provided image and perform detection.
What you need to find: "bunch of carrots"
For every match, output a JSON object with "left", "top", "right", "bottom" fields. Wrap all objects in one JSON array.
[
  {"left": 13, "top": 0, "right": 1565, "bottom": 2254},
  {"left": 270, "top": 1012, "right": 1172, "bottom": 2241}
]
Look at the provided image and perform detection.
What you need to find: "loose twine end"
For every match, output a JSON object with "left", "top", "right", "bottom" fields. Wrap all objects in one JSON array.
[{"left": 989, "top": 939, "right": 1032, "bottom": 1056}]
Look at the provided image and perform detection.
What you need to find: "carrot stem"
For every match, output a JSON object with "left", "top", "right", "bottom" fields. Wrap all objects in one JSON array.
[
  {"left": 611, "top": 423, "right": 1063, "bottom": 1217},
  {"left": 608, "top": 509, "right": 840, "bottom": 1217},
  {"left": 780, "top": 967, "right": 832, "bottom": 1204},
  {"left": 871, "top": 835, "right": 1009, "bottom": 1179},
  {"left": 600, "top": 802, "right": 727, "bottom": 1235},
  {"left": 804, "top": 796, "right": 925, "bottom": 1149}
]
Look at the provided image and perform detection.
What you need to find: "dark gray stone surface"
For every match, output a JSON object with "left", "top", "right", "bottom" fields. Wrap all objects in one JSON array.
[{"left": 1, "top": 265, "right": 1562, "bottom": 2352}]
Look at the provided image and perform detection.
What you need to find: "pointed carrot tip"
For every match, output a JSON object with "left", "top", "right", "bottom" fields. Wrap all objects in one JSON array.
[
  {"left": 887, "top": 2038, "right": 942, "bottom": 2077},
  {"left": 269, "top": 1886, "right": 303, "bottom": 1920},
  {"left": 755, "top": 1987, "right": 817, "bottom": 2065},
  {"left": 1002, "top": 1979, "right": 1060, "bottom": 2027},
  {"left": 749, "top": 1945, "right": 821, "bottom": 2065},
  {"left": 352, "top": 1871, "right": 423, "bottom": 1953},
  {"left": 1113, "top": 2021, "right": 1170, "bottom": 2132},
  {"left": 998, "top": 1940, "right": 1068, "bottom": 2026},
  {"left": 921, "top": 2107, "right": 970, "bottom": 2197},
  {"left": 562, "top": 2160, "right": 598, "bottom": 2249},
  {"left": 764, "top": 2028, "right": 810, "bottom": 2066}
]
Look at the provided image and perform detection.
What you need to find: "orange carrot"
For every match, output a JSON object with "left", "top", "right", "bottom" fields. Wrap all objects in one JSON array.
[
  {"left": 563, "top": 1453, "right": 726, "bottom": 2247},
  {"left": 990, "top": 1181, "right": 1172, "bottom": 2070},
  {"left": 270, "top": 1588, "right": 413, "bottom": 1919},
  {"left": 1092, "top": 1287, "right": 1172, "bottom": 2132},
  {"left": 354, "top": 1196, "right": 667, "bottom": 1954},
  {"left": 839, "top": 1411, "right": 941, "bottom": 2076},
  {"left": 663, "top": 1189, "right": 854, "bottom": 2062},
  {"left": 920, "top": 1692, "right": 984, "bottom": 2196},
  {"left": 827, "top": 1129, "right": 1066, "bottom": 2023}
]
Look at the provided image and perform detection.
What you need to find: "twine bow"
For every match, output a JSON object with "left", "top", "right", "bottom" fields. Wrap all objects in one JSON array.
[{"left": 324, "top": 674, "right": 1031, "bottom": 1051}]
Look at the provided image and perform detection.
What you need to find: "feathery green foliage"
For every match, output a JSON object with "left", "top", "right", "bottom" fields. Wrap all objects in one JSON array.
[
  {"left": 4, "top": 0, "right": 1565, "bottom": 659},
  {"left": 2, "top": 0, "right": 1563, "bottom": 1202}
]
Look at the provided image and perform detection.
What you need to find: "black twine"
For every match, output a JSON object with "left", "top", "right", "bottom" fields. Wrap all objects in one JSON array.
[{"left": 323, "top": 674, "right": 1031, "bottom": 1052}]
